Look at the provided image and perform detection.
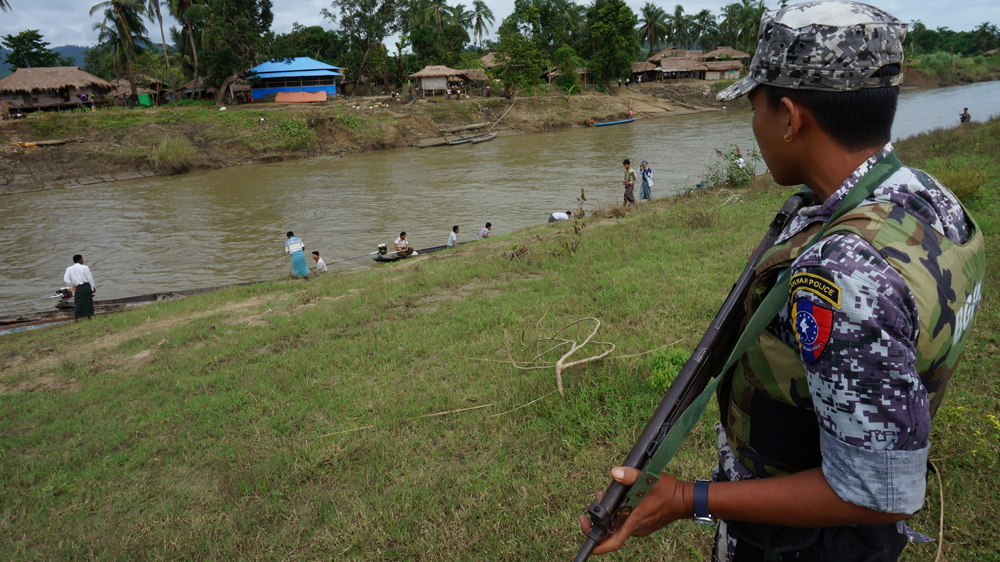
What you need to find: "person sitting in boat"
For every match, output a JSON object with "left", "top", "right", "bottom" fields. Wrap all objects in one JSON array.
[
  {"left": 447, "top": 225, "right": 459, "bottom": 247},
  {"left": 478, "top": 222, "right": 492, "bottom": 239},
  {"left": 548, "top": 211, "right": 573, "bottom": 222},
  {"left": 394, "top": 231, "right": 415, "bottom": 257},
  {"left": 312, "top": 251, "right": 327, "bottom": 272}
]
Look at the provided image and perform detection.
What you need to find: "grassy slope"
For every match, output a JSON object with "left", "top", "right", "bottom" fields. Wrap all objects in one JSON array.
[{"left": 1, "top": 120, "right": 998, "bottom": 561}]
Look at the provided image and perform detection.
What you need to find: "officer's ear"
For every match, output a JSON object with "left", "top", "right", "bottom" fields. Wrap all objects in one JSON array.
[{"left": 779, "top": 96, "right": 814, "bottom": 141}]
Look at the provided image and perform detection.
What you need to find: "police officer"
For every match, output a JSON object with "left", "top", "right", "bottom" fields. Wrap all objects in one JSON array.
[{"left": 580, "top": 2, "right": 986, "bottom": 561}]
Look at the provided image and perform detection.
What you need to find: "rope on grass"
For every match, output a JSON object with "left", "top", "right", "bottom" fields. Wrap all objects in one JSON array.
[
  {"left": 930, "top": 459, "right": 944, "bottom": 562},
  {"left": 491, "top": 391, "right": 558, "bottom": 418}
]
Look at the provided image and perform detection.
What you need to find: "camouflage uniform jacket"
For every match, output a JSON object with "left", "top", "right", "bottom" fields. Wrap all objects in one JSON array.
[{"left": 713, "top": 143, "right": 985, "bottom": 558}]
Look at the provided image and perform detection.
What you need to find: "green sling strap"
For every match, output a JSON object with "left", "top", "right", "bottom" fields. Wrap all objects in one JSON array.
[{"left": 623, "top": 153, "right": 904, "bottom": 507}]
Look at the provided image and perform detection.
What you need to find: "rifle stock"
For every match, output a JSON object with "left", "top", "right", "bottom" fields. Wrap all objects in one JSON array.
[{"left": 573, "top": 193, "right": 807, "bottom": 562}]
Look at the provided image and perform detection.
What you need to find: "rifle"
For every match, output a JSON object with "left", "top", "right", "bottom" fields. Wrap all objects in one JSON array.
[{"left": 573, "top": 193, "right": 807, "bottom": 562}]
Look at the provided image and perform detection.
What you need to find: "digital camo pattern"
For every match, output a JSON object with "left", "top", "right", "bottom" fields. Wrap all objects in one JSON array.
[
  {"left": 718, "top": 143, "right": 984, "bottom": 498},
  {"left": 718, "top": 1, "right": 906, "bottom": 101}
]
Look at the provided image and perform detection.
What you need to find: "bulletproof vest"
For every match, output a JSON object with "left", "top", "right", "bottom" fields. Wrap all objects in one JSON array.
[{"left": 720, "top": 200, "right": 986, "bottom": 477}]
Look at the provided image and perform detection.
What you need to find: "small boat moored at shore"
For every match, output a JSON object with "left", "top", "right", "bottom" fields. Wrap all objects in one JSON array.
[{"left": 593, "top": 118, "right": 636, "bottom": 127}]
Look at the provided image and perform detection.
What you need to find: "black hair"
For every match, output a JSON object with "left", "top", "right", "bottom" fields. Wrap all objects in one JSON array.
[
  {"left": 73, "top": 254, "right": 83, "bottom": 263},
  {"left": 312, "top": 251, "right": 320, "bottom": 256},
  {"left": 452, "top": 225, "right": 459, "bottom": 232},
  {"left": 400, "top": 231, "right": 406, "bottom": 237},
  {"left": 623, "top": 159, "right": 630, "bottom": 165},
  {"left": 762, "top": 64, "right": 900, "bottom": 152},
  {"left": 566, "top": 211, "right": 573, "bottom": 215},
  {"left": 485, "top": 222, "right": 491, "bottom": 228},
  {"left": 286, "top": 231, "right": 294, "bottom": 237}
]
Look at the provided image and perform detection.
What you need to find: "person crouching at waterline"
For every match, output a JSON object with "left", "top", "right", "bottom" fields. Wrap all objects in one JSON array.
[
  {"left": 549, "top": 211, "right": 573, "bottom": 222},
  {"left": 63, "top": 254, "right": 96, "bottom": 322},
  {"left": 285, "top": 231, "right": 309, "bottom": 278}
]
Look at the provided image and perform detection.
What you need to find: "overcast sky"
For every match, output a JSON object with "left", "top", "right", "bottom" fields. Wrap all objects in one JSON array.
[{"left": 1, "top": 0, "right": 996, "bottom": 49}]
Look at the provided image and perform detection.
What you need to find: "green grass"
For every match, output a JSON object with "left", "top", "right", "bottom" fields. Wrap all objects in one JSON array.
[
  {"left": 2, "top": 119, "right": 999, "bottom": 561},
  {"left": 908, "top": 51, "right": 1000, "bottom": 85}
]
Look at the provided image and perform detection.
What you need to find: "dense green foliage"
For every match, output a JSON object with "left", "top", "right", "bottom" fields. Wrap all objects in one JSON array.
[
  {"left": 585, "top": 0, "right": 638, "bottom": 85},
  {"left": 0, "top": 30, "right": 73, "bottom": 72},
  {"left": 196, "top": 0, "right": 274, "bottom": 104},
  {"left": 2, "top": 118, "right": 999, "bottom": 561},
  {"left": 906, "top": 21, "right": 1000, "bottom": 56}
]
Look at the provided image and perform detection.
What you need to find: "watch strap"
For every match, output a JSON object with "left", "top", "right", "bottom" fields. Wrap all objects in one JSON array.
[{"left": 693, "top": 479, "right": 711, "bottom": 520}]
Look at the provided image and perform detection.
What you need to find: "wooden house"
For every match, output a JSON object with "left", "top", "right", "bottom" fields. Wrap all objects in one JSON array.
[{"left": 0, "top": 66, "right": 114, "bottom": 111}]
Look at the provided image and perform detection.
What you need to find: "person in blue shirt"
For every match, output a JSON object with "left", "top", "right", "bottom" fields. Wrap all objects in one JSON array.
[{"left": 285, "top": 231, "right": 309, "bottom": 278}]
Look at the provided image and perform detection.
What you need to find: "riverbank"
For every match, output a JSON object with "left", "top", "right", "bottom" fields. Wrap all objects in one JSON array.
[
  {"left": 1, "top": 118, "right": 998, "bottom": 560},
  {"left": 0, "top": 81, "right": 733, "bottom": 194}
]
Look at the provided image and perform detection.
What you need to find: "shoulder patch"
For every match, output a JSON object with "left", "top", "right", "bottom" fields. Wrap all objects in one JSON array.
[
  {"left": 792, "top": 298, "right": 833, "bottom": 364},
  {"left": 789, "top": 272, "right": 841, "bottom": 309}
]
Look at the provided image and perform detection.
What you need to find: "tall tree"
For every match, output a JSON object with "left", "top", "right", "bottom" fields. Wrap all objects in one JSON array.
[
  {"left": 585, "top": 0, "right": 637, "bottom": 86},
  {"left": 494, "top": 4, "right": 547, "bottom": 90},
  {"left": 1, "top": 30, "right": 72, "bottom": 71},
  {"left": 471, "top": 0, "right": 494, "bottom": 46},
  {"left": 199, "top": 0, "right": 273, "bottom": 104},
  {"left": 669, "top": 4, "right": 685, "bottom": 48},
  {"left": 324, "top": 0, "right": 402, "bottom": 89},
  {"left": 146, "top": 0, "right": 172, "bottom": 83},
  {"left": 90, "top": 0, "right": 149, "bottom": 95},
  {"left": 636, "top": 3, "right": 668, "bottom": 57},
  {"left": 168, "top": 0, "right": 201, "bottom": 91}
]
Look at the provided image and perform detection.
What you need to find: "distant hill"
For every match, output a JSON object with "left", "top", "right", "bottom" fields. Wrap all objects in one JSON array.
[{"left": 0, "top": 45, "right": 92, "bottom": 79}]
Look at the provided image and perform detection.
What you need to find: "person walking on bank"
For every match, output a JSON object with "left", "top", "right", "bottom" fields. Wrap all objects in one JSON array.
[
  {"left": 478, "top": 222, "right": 492, "bottom": 239},
  {"left": 63, "top": 254, "right": 96, "bottom": 322},
  {"left": 579, "top": 3, "right": 986, "bottom": 561},
  {"left": 639, "top": 160, "right": 653, "bottom": 201},
  {"left": 447, "top": 225, "right": 460, "bottom": 247},
  {"left": 622, "top": 159, "right": 637, "bottom": 207},
  {"left": 285, "top": 231, "right": 309, "bottom": 278}
]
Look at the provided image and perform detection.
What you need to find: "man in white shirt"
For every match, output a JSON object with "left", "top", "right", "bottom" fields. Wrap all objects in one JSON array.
[
  {"left": 447, "top": 225, "right": 459, "bottom": 247},
  {"left": 63, "top": 254, "right": 96, "bottom": 322},
  {"left": 478, "top": 222, "right": 492, "bottom": 240},
  {"left": 394, "top": 231, "right": 414, "bottom": 257},
  {"left": 548, "top": 211, "right": 573, "bottom": 222},
  {"left": 311, "top": 251, "right": 327, "bottom": 272}
]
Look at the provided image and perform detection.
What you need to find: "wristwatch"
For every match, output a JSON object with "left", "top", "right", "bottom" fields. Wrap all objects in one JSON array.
[{"left": 692, "top": 479, "right": 716, "bottom": 525}]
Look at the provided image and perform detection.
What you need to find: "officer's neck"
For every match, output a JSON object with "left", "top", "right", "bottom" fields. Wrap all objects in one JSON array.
[{"left": 799, "top": 132, "right": 881, "bottom": 203}]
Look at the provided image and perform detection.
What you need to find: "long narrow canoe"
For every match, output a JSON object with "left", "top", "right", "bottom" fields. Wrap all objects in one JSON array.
[
  {"left": 373, "top": 242, "right": 465, "bottom": 263},
  {"left": 593, "top": 118, "right": 635, "bottom": 127}
]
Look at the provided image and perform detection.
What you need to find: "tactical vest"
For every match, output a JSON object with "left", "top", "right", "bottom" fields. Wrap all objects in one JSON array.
[{"left": 720, "top": 200, "right": 986, "bottom": 477}]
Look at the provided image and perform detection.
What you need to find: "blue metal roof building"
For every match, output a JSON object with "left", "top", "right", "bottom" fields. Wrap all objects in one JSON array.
[{"left": 246, "top": 57, "right": 343, "bottom": 99}]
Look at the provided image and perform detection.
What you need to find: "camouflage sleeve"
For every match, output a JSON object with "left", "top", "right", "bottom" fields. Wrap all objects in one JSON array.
[{"left": 789, "top": 232, "right": 929, "bottom": 514}]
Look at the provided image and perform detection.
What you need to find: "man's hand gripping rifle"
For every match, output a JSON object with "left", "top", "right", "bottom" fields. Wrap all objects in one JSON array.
[{"left": 573, "top": 193, "right": 807, "bottom": 562}]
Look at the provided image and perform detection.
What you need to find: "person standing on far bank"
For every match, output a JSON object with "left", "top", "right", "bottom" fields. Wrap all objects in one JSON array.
[
  {"left": 285, "top": 231, "right": 309, "bottom": 278},
  {"left": 622, "top": 159, "right": 637, "bottom": 207},
  {"left": 580, "top": 3, "right": 986, "bottom": 561},
  {"left": 639, "top": 160, "right": 653, "bottom": 201},
  {"left": 63, "top": 254, "right": 96, "bottom": 322}
]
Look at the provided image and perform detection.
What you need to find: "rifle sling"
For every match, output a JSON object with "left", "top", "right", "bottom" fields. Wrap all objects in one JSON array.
[{"left": 623, "top": 153, "right": 903, "bottom": 508}]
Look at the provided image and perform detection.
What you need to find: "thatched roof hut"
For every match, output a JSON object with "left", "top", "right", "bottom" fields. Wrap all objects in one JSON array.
[
  {"left": 458, "top": 68, "right": 488, "bottom": 82},
  {"left": 0, "top": 66, "right": 112, "bottom": 94},
  {"left": 410, "top": 65, "right": 463, "bottom": 92},
  {"left": 704, "top": 60, "right": 743, "bottom": 80},
  {"left": 0, "top": 66, "right": 114, "bottom": 109},
  {"left": 480, "top": 52, "right": 500, "bottom": 69},
  {"left": 702, "top": 46, "right": 751, "bottom": 61},
  {"left": 111, "top": 78, "right": 156, "bottom": 96}
]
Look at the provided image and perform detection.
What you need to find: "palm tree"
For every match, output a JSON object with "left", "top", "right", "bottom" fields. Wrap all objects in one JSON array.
[
  {"left": 471, "top": 0, "right": 494, "bottom": 46},
  {"left": 692, "top": 9, "right": 716, "bottom": 48},
  {"left": 448, "top": 3, "right": 474, "bottom": 33},
  {"left": 0, "top": 1, "right": 12, "bottom": 12},
  {"left": 669, "top": 4, "right": 688, "bottom": 49},
  {"left": 90, "top": 0, "right": 148, "bottom": 95},
  {"left": 423, "top": 0, "right": 450, "bottom": 33},
  {"left": 168, "top": 0, "right": 200, "bottom": 92},
  {"left": 636, "top": 3, "right": 669, "bottom": 57},
  {"left": 146, "top": 0, "right": 171, "bottom": 83}
]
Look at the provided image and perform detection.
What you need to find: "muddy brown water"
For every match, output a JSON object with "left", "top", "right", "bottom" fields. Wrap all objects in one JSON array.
[{"left": 2, "top": 81, "right": 999, "bottom": 314}]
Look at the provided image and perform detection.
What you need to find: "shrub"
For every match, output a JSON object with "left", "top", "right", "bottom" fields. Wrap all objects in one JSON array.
[
  {"left": 703, "top": 144, "right": 761, "bottom": 189},
  {"left": 148, "top": 135, "right": 197, "bottom": 173},
  {"left": 647, "top": 348, "right": 690, "bottom": 393}
]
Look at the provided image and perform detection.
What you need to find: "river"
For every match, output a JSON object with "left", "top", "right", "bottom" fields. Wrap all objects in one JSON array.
[{"left": 2, "top": 80, "right": 998, "bottom": 314}]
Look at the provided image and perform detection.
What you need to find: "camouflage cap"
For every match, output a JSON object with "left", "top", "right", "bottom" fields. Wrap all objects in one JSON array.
[{"left": 717, "top": 1, "right": 906, "bottom": 102}]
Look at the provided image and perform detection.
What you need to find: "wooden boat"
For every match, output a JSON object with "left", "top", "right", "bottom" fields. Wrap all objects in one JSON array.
[
  {"left": 0, "top": 282, "right": 261, "bottom": 336},
  {"left": 373, "top": 243, "right": 462, "bottom": 263},
  {"left": 470, "top": 132, "right": 497, "bottom": 144},
  {"left": 593, "top": 118, "right": 635, "bottom": 127}
]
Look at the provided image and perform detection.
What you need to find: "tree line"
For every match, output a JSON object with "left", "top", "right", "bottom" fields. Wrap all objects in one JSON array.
[{"left": 2, "top": 0, "right": 999, "bottom": 103}]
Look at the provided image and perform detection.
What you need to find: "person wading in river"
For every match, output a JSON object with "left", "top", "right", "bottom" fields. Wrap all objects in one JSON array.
[
  {"left": 63, "top": 254, "right": 96, "bottom": 322},
  {"left": 579, "top": 2, "right": 986, "bottom": 561}
]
